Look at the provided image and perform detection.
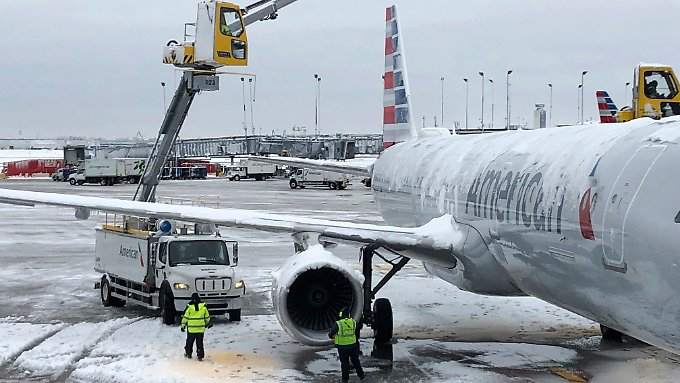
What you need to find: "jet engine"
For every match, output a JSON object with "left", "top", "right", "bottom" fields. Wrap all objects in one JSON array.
[{"left": 271, "top": 245, "right": 364, "bottom": 346}]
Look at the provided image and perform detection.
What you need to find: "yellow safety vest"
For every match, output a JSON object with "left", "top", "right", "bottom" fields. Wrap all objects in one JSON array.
[
  {"left": 181, "top": 302, "right": 211, "bottom": 333},
  {"left": 334, "top": 318, "right": 357, "bottom": 346}
]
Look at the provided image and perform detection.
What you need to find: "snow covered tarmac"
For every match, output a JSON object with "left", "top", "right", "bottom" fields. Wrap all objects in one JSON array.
[{"left": 0, "top": 178, "right": 678, "bottom": 382}]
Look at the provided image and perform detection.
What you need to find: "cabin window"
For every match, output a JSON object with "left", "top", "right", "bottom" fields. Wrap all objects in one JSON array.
[
  {"left": 644, "top": 71, "right": 678, "bottom": 99},
  {"left": 220, "top": 7, "right": 244, "bottom": 37},
  {"left": 675, "top": 211, "right": 680, "bottom": 223}
]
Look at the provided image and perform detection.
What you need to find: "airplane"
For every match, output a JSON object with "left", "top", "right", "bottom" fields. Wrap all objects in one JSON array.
[{"left": 3, "top": 4, "right": 680, "bottom": 357}]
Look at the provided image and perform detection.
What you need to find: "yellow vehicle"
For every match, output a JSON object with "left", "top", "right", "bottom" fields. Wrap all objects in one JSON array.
[
  {"left": 616, "top": 63, "right": 680, "bottom": 122},
  {"left": 163, "top": 1, "right": 248, "bottom": 69}
]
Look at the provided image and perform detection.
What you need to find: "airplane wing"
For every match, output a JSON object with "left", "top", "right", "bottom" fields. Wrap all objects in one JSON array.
[
  {"left": 0, "top": 188, "right": 459, "bottom": 267},
  {"left": 249, "top": 156, "right": 373, "bottom": 177}
]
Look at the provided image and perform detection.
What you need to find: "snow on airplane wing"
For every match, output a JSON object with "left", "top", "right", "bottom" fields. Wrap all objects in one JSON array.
[
  {"left": 0, "top": 188, "right": 460, "bottom": 267},
  {"left": 248, "top": 156, "right": 373, "bottom": 177}
]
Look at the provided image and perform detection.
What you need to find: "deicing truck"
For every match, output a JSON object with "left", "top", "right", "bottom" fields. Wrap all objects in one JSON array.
[
  {"left": 95, "top": 217, "right": 245, "bottom": 324},
  {"left": 289, "top": 168, "right": 350, "bottom": 190}
]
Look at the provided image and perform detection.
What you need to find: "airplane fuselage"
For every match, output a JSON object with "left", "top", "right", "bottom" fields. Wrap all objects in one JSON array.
[{"left": 372, "top": 117, "right": 680, "bottom": 353}]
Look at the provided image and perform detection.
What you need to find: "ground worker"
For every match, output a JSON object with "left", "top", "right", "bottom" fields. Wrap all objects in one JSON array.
[
  {"left": 181, "top": 292, "right": 212, "bottom": 361},
  {"left": 328, "top": 307, "right": 365, "bottom": 382}
]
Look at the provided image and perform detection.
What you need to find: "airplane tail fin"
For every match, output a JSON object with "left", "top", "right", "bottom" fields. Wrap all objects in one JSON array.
[
  {"left": 383, "top": 5, "right": 417, "bottom": 149},
  {"left": 596, "top": 90, "right": 618, "bottom": 123}
]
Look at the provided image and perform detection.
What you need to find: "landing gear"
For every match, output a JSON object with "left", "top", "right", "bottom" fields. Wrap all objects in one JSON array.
[
  {"left": 600, "top": 324, "right": 624, "bottom": 342},
  {"left": 359, "top": 245, "right": 409, "bottom": 344}
]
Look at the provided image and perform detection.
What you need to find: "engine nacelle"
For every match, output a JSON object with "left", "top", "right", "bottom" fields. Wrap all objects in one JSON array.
[{"left": 271, "top": 245, "right": 364, "bottom": 346}]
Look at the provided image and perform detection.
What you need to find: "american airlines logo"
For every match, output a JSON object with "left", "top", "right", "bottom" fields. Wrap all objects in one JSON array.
[{"left": 119, "top": 244, "right": 142, "bottom": 260}]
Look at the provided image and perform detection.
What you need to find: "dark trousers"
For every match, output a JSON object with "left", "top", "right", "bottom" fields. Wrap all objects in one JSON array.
[
  {"left": 337, "top": 344, "right": 364, "bottom": 381},
  {"left": 185, "top": 332, "right": 205, "bottom": 358}
]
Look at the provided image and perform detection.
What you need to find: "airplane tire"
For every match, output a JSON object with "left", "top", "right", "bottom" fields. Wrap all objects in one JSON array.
[
  {"left": 373, "top": 298, "right": 393, "bottom": 343},
  {"left": 160, "top": 288, "right": 176, "bottom": 325},
  {"left": 289, "top": 179, "right": 298, "bottom": 189},
  {"left": 228, "top": 309, "right": 241, "bottom": 322},
  {"left": 69, "top": 178, "right": 77, "bottom": 185},
  {"left": 600, "top": 324, "right": 624, "bottom": 342}
]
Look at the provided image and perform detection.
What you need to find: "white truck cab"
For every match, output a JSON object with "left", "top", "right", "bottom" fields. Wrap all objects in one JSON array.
[
  {"left": 289, "top": 168, "right": 349, "bottom": 190},
  {"left": 95, "top": 217, "right": 245, "bottom": 324}
]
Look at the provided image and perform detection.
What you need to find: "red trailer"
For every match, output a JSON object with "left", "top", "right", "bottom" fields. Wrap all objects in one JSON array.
[{"left": 6, "top": 159, "right": 64, "bottom": 177}]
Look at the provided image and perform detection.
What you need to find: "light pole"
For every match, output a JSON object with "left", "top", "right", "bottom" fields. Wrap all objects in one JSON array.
[
  {"left": 248, "top": 78, "right": 255, "bottom": 136},
  {"left": 161, "top": 82, "right": 167, "bottom": 112},
  {"left": 506, "top": 70, "right": 513, "bottom": 129},
  {"left": 577, "top": 86, "right": 580, "bottom": 124},
  {"left": 463, "top": 78, "right": 469, "bottom": 130},
  {"left": 241, "top": 77, "right": 247, "bottom": 137},
  {"left": 625, "top": 81, "right": 631, "bottom": 106},
  {"left": 314, "top": 74, "right": 322, "bottom": 137},
  {"left": 489, "top": 78, "right": 494, "bottom": 128},
  {"left": 548, "top": 83, "right": 553, "bottom": 127},
  {"left": 581, "top": 70, "right": 588, "bottom": 124},
  {"left": 440, "top": 77, "right": 445, "bottom": 129},
  {"left": 479, "top": 72, "right": 485, "bottom": 130}
]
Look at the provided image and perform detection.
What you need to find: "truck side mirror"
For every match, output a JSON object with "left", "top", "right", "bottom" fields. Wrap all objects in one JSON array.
[{"left": 230, "top": 241, "right": 238, "bottom": 266}]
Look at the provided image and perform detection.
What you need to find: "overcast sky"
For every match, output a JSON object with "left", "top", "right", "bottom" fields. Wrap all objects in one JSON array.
[{"left": 2, "top": 0, "right": 680, "bottom": 139}]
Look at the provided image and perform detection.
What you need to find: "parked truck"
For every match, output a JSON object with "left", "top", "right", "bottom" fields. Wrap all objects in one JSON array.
[
  {"left": 69, "top": 159, "right": 145, "bottom": 186},
  {"left": 95, "top": 217, "right": 245, "bottom": 324},
  {"left": 289, "top": 168, "right": 350, "bottom": 190},
  {"left": 226, "top": 160, "right": 277, "bottom": 181}
]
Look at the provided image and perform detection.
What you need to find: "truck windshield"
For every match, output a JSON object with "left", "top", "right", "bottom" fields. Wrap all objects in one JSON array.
[{"left": 168, "top": 241, "right": 229, "bottom": 266}]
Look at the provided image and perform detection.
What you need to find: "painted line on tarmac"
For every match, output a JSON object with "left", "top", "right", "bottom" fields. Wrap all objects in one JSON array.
[{"left": 549, "top": 367, "right": 588, "bottom": 382}]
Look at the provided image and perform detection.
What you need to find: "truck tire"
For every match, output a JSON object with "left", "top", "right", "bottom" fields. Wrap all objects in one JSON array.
[
  {"left": 234, "top": 175, "right": 241, "bottom": 181},
  {"left": 129, "top": 177, "right": 139, "bottom": 184},
  {"left": 329, "top": 182, "right": 338, "bottom": 190},
  {"left": 100, "top": 277, "right": 125, "bottom": 307},
  {"left": 289, "top": 179, "right": 298, "bottom": 189},
  {"left": 228, "top": 309, "right": 241, "bottom": 322},
  {"left": 373, "top": 298, "right": 393, "bottom": 344},
  {"left": 69, "top": 178, "right": 77, "bottom": 185},
  {"left": 160, "top": 288, "right": 176, "bottom": 325},
  {"left": 100, "top": 179, "right": 108, "bottom": 186}
]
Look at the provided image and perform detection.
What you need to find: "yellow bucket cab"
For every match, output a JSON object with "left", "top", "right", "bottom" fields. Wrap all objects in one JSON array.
[
  {"left": 617, "top": 63, "right": 680, "bottom": 122},
  {"left": 133, "top": 0, "right": 299, "bottom": 203}
]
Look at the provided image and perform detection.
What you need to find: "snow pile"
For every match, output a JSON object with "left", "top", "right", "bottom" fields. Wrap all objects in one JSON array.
[
  {"left": 423, "top": 361, "right": 507, "bottom": 382},
  {"left": 14, "top": 318, "right": 136, "bottom": 375},
  {"left": 413, "top": 214, "right": 461, "bottom": 249},
  {"left": 0, "top": 321, "right": 65, "bottom": 366}
]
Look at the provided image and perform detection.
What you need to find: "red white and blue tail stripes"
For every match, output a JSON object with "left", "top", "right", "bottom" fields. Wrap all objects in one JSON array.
[
  {"left": 596, "top": 90, "right": 618, "bottom": 123},
  {"left": 383, "top": 5, "right": 417, "bottom": 148}
]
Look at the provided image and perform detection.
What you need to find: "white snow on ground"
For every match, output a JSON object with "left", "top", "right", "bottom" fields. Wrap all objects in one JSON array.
[
  {"left": 0, "top": 320, "right": 64, "bottom": 366},
  {"left": 423, "top": 361, "right": 508, "bottom": 383},
  {"left": 14, "top": 318, "right": 136, "bottom": 376},
  {"left": 591, "top": 358, "right": 678, "bottom": 383}
]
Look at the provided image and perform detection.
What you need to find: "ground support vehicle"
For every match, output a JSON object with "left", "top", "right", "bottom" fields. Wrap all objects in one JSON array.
[
  {"left": 52, "top": 168, "right": 75, "bottom": 182},
  {"left": 69, "top": 159, "right": 145, "bottom": 186},
  {"left": 226, "top": 160, "right": 277, "bottom": 181},
  {"left": 289, "top": 168, "right": 349, "bottom": 190},
  {"left": 95, "top": 216, "right": 245, "bottom": 324}
]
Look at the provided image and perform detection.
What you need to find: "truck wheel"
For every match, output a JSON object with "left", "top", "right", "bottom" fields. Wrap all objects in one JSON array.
[
  {"left": 234, "top": 175, "right": 241, "bottom": 181},
  {"left": 289, "top": 179, "right": 298, "bottom": 189},
  {"left": 69, "top": 178, "right": 77, "bottom": 186},
  {"left": 228, "top": 309, "right": 241, "bottom": 322},
  {"left": 373, "top": 298, "right": 393, "bottom": 344},
  {"left": 101, "top": 277, "right": 125, "bottom": 307},
  {"left": 329, "top": 182, "right": 338, "bottom": 190},
  {"left": 129, "top": 177, "right": 139, "bottom": 184},
  {"left": 160, "top": 289, "right": 176, "bottom": 325},
  {"left": 100, "top": 179, "right": 108, "bottom": 186}
]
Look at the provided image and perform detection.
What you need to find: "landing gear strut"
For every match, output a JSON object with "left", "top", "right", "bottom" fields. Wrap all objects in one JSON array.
[{"left": 360, "top": 245, "right": 409, "bottom": 344}]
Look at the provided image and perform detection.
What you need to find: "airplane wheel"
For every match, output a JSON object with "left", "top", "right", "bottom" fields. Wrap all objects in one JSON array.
[
  {"left": 289, "top": 179, "right": 298, "bottom": 189},
  {"left": 373, "top": 298, "right": 393, "bottom": 343},
  {"left": 600, "top": 324, "right": 624, "bottom": 342}
]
